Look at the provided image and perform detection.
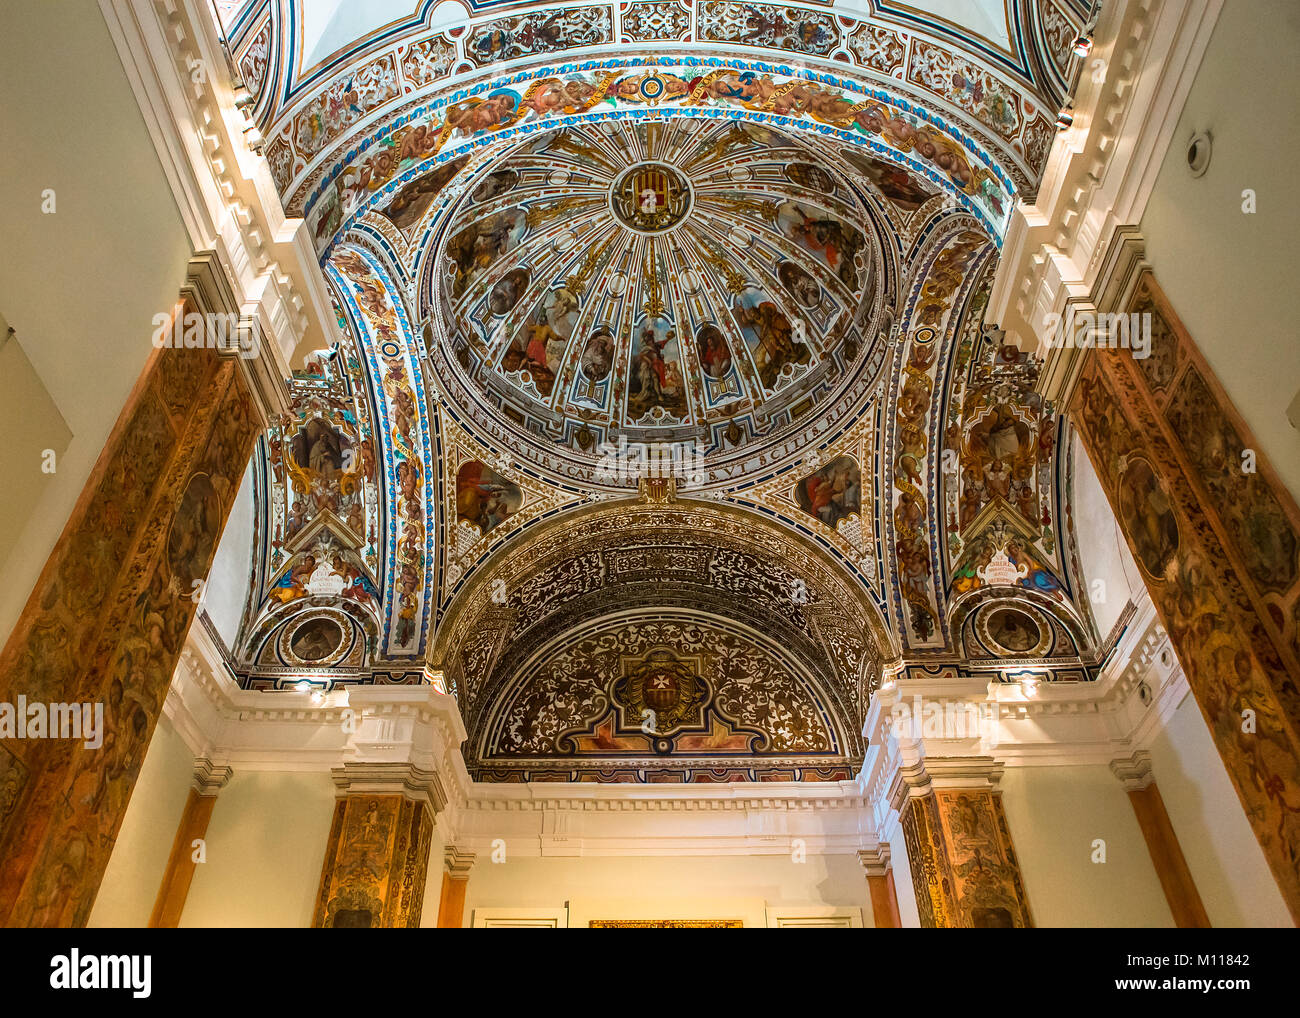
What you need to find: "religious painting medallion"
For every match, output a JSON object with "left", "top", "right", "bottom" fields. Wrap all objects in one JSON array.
[
  {"left": 979, "top": 605, "right": 1046, "bottom": 657},
  {"left": 290, "top": 616, "right": 345, "bottom": 662},
  {"left": 1117, "top": 456, "right": 1179, "bottom": 579},
  {"left": 610, "top": 162, "right": 692, "bottom": 233}
]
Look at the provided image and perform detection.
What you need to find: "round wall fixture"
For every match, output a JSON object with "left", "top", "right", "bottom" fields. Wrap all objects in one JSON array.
[{"left": 1186, "top": 131, "right": 1212, "bottom": 177}]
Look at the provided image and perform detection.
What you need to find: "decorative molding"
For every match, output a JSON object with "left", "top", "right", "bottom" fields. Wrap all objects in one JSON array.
[
  {"left": 985, "top": 0, "right": 1223, "bottom": 391},
  {"left": 444, "top": 847, "right": 476, "bottom": 877},
  {"left": 471, "top": 907, "right": 567, "bottom": 928},
  {"left": 857, "top": 843, "right": 892, "bottom": 877},
  {"left": 98, "top": 0, "right": 341, "bottom": 391},
  {"left": 331, "top": 762, "right": 448, "bottom": 815},
  {"left": 192, "top": 758, "right": 233, "bottom": 796},
  {"left": 765, "top": 905, "right": 865, "bottom": 928},
  {"left": 1110, "top": 749, "right": 1155, "bottom": 791}
]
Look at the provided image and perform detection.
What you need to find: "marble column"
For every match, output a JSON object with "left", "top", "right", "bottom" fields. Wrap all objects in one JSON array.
[
  {"left": 892, "top": 757, "right": 1033, "bottom": 928},
  {"left": 0, "top": 266, "right": 265, "bottom": 927},
  {"left": 858, "top": 844, "right": 901, "bottom": 928},
  {"left": 1111, "top": 751, "right": 1210, "bottom": 928},
  {"left": 1070, "top": 265, "right": 1300, "bottom": 922},
  {"left": 149, "top": 758, "right": 232, "bottom": 928}
]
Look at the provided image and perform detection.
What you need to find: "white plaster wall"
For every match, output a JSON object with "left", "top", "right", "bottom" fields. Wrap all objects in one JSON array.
[
  {"left": 1140, "top": 0, "right": 1300, "bottom": 501},
  {"left": 88, "top": 716, "right": 196, "bottom": 928},
  {"left": 419, "top": 824, "right": 447, "bottom": 928},
  {"left": 1069, "top": 432, "right": 1146, "bottom": 640},
  {"left": 462, "top": 853, "right": 868, "bottom": 928},
  {"left": 1147, "top": 691, "right": 1292, "bottom": 926},
  {"left": 180, "top": 771, "right": 337, "bottom": 928},
  {"left": 0, "top": 1, "right": 192, "bottom": 646},
  {"left": 203, "top": 460, "right": 257, "bottom": 651},
  {"left": 1000, "top": 765, "right": 1174, "bottom": 927},
  {"left": 886, "top": 824, "right": 921, "bottom": 928}
]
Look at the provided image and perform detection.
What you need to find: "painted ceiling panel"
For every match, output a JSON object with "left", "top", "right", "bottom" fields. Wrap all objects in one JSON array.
[{"left": 213, "top": 0, "right": 1103, "bottom": 779}]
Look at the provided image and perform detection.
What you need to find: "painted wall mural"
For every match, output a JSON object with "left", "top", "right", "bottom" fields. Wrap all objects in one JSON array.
[
  {"left": 887, "top": 222, "right": 993, "bottom": 647},
  {"left": 941, "top": 314, "right": 1063, "bottom": 583},
  {"left": 841, "top": 148, "right": 940, "bottom": 212},
  {"left": 455, "top": 460, "right": 522, "bottom": 535},
  {"left": 794, "top": 455, "right": 863, "bottom": 530},
  {"left": 1071, "top": 271, "right": 1300, "bottom": 921},
  {"left": 231, "top": 286, "right": 388, "bottom": 684},
  {"left": 0, "top": 333, "right": 258, "bottom": 927},
  {"left": 237, "top": 18, "right": 271, "bottom": 105},
  {"left": 901, "top": 789, "right": 1035, "bottom": 928},
  {"left": 313, "top": 794, "right": 433, "bottom": 928},
  {"left": 620, "top": 1, "right": 691, "bottom": 42},
  {"left": 329, "top": 246, "right": 436, "bottom": 655},
  {"left": 423, "top": 117, "right": 885, "bottom": 483},
  {"left": 218, "top": 5, "right": 1100, "bottom": 766},
  {"left": 290, "top": 57, "right": 1023, "bottom": 253},
  {"left": 467, "top": 6, "right": 613, "bottom": 66},
  {"left": 698, "top": 2, "right": 839, "bottom": 57},
  {"left": 258, "top": 0, "right": 1068, "bottom": 222},
  {"left": 431, "top": 499, "right": 888, "bottom": 781},
  {"left": 379, "top": 153, "right": 470, "bottom": 234},
  {"left": 434, "top": 415, "right": 587, "bottom": 611},
  {"left": 398, "top": 35, "right": 457, "bottom": 88},
  {"left": 294, "top": 53, "right": 401, "bottom": 162},
  {"left": 478, "top": 614, "right": 848, "bottom": 782}
]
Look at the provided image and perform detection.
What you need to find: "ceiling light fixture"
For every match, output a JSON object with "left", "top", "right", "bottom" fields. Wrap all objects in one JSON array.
[
  {"left": 1073, "top": 3, "right": 1101, "bottom": 61},
  {"left": 1055, "top": 102, "right": 1074, "bottom": 130},
  {"left": 232, "top": 81, "right": 255, "bottom": 112},
  {"left": 1020, "top": 677, "right": 1040, "bottom": 697},
  {"left": 243, "top": 122, "right": 265, "bottom": 153}
]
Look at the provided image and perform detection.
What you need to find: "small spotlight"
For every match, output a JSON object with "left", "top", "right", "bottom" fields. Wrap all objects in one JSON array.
[
  {"left": 310, "top": 690, "right": 325, "bottom": 705},
  {"left": 243, "top": 122, "right": 265, "bottom": 153},
  {"left": 1072, "top": 34, "right": 1093, "bottom": 58},
  {"left": 1056, "top": 103, "right": 1074, "bottom": 130},
  {"left": 295, "top": 680, "right": 311, "bottom": 693},
  {"left": 880, "top": 678, "right": 896, "bottom": 692},
  {"left": 1020, "top": 677, "right": 1040, "bottom": 697}
]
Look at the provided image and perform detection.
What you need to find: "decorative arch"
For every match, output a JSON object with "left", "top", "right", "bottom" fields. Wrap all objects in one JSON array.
[
  {"left": 327, "top": 243, "right": 438, "bottom": 656},
  {"left": 246, "top": 0, "right": 1066, "bottom": 227},
  {"left": 293, "top": 58, "right": 1024, "bottom": 258},
  {"left": 881, "top": 212, "right": 998, "bottom": 650},
  {"left": 429, "top": 494, "right": 892, "bottom": 780}
]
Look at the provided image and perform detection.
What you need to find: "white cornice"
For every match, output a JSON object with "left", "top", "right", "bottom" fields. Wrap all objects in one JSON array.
[
  {"left": 98, "top": 0, "right": 341, "bottom": 409},
  {"left": 166, "top": 579, "right": 1185, "bottom": 856},
  {"left": 986, "top": 0, "right": 1223, "bottom": 399},
  {"left": 166, "top": 622, "right": 875, "bottom": 855},
  {"left": 857, "top": 589, "right": 1185, "bottom": 829}
]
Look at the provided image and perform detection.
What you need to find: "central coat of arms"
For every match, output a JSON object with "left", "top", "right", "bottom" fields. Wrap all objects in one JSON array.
[
  {"left": 613, "top": 647, "right": 705, "bottom": 733},
  {"left": 610, "top": 162, "right": 692, "bottom": 233}
]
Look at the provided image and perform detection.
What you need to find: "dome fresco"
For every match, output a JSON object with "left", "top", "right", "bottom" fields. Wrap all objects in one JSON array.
[{"left": 428, "top": 117, "right": 887, "bottom": 464}]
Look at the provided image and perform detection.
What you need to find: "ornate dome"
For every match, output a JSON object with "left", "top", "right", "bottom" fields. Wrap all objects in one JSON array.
[{"left": 426, "top": 117, "right": 888, "bottom": 478}]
